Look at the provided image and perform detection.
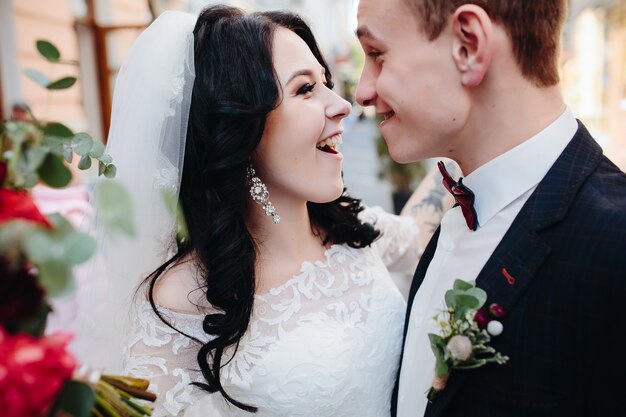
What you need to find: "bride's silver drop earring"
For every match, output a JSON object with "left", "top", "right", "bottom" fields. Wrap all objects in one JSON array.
[{"left": 247, "top": 165, "right": 280, "bottom": 224}]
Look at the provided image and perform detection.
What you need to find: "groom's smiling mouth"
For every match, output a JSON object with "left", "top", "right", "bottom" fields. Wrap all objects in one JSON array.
[{"left": 379, "top": 111, "right": 395, "bottom": 127}]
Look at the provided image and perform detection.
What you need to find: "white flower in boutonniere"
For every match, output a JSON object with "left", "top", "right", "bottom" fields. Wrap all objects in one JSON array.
[{"left": 427, "top": 279, "right": 509, "bottom": 402}]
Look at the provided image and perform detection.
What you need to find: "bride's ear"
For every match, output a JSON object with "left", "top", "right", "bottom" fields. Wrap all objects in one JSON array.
[{"left": 451, "top": 4, "right": 494, "bottom": 87}]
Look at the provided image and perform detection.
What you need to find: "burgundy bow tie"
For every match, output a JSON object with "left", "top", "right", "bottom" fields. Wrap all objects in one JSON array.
[{"left": 437, "top": 161, "right": 478, "bottom": 231}]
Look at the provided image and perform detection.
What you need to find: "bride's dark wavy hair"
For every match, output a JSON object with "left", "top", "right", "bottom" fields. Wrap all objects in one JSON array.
[{"left": 146, "top": 5, "right": 380, "bottom": 412}]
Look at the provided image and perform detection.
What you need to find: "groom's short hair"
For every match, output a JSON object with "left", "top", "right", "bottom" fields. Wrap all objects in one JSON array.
[{"left": 405, "top": 0, "right": 567, "bottom": 88}]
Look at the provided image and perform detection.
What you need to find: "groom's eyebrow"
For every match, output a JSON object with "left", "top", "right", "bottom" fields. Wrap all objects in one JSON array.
[{"left": 355, "top": 26, "right": 377, "bottom": 41}]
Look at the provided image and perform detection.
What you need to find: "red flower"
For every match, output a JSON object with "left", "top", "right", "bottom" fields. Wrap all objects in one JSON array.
[
  {"left": 0, "top": 189, "right": 52, "bottom": 228},
  {"left": 0, "top": 328, "right": 76, "bottom": 417},
  {"left": 0, "top": 257, "right": 45, "bottom": 333},
  {"left": 0, "top": 162, "right": 7, "bottom": 183},
  {"left": 474, "top": 307, "right": 490, "bottom": 328}
]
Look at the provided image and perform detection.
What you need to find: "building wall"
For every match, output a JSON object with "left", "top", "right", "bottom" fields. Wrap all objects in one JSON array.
[
  {"left": 563, "top": 0, "right": 626, "bottom": 170},
  {"left": 605, "top": 7, "right": 626, "bottom": 168}
]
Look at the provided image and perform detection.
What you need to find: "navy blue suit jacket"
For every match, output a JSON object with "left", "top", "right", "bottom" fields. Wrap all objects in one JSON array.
[{"left": 394, "top": 122, "right": 626, "bottom": 417}]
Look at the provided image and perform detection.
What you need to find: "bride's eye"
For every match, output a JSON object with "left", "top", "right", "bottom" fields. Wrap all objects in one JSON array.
[{"left": 296, "top": 82, "right": 316, "bottom": 96}]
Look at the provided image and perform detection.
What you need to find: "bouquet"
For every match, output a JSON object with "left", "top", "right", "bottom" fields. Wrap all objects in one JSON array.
[{"left": 0, "top": 40, "right": 155, "bottom": 417}]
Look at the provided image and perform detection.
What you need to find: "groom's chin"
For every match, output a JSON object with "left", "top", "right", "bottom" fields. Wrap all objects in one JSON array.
[{"left": 385, "top": 139, "right": 428, "bottom": 164}]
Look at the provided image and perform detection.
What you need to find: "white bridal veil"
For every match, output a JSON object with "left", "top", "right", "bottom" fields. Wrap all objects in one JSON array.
[{"left": 74, "top": 11, "right": 196, "bottom": 372}]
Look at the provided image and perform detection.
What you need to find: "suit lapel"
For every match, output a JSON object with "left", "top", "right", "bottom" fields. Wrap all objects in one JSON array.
[
  {"left": 424, "top": 122, "right": 603, "bottom": 417},
  {"left": 424, "top": 215, "right": 551, "bottom": 417}
]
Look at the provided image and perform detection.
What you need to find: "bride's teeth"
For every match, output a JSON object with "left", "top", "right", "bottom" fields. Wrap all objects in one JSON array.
[{"left": 316, "top": 134, "right": 342, "bottom": 151}]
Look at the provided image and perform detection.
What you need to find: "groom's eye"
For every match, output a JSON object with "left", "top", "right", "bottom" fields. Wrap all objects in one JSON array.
[{"left": 367, "top": 50, "right": 384, "bottom": 65}]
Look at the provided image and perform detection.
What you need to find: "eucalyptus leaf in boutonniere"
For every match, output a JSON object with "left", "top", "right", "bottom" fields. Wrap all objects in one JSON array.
[{"left": 427, "top": 279, "right": 509, "bottom": 402}]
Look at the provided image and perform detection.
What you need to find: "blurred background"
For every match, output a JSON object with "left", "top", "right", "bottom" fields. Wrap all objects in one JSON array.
[{"left": 1, "top": 0, "right": 625, "bottom": 212}]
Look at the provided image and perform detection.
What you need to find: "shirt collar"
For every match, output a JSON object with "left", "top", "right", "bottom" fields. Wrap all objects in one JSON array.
[{"left": 462, "top": 107, "right": 579, "bottom": 228}]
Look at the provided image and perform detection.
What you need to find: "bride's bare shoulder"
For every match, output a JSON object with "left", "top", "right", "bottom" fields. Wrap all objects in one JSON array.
[{"left": 152, "top": 254, "right": 211, "bottom": 314}]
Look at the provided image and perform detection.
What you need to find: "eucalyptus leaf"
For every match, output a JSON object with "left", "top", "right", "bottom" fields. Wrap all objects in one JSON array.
[
  {"left": 44, "top": 122, "right": 74, "bottom": 138},
  {"left": 0, "top": 221, "right": 36, "bottom": 251},
  {"left": 36, "top": 40, "right": 61, "bottom": 62},
  {"left": 429, "top": 333, "right": 445, "bottom": 349},
  {"left": 453, "top": 294, "right": 481, "bottom": 311},
  {"left": 72, "top": 133, "right": 93, "bottom": 156},
  {"left": 47, "top": 76, "right": 77, "bottom": 90},
  {"left": 22, "top": 172, "right": 39, "bottom": 188},
  {"left": 41, "top": 136, "right": 67, "bottom": 155},
  {"left": 49, "top": 380, "right": 95, "bottom": 417},
  {"left": 435, "top": 356, "right": 450, "bottom": 377},
  {"left": 13, "top": 172, "right": 39, "bottom": 188},
  {"left": 95, "top": 180, "right": 135, "bottom": 237},
  {"left": 4, "top": 121, "right": 26, "bottom": 143},
  {"left": 428, "top": 335, "right": 450, "bottom": 377},
  {"left": 103, "top": 164, "right": 117, "bottom": 178},
  {"left": 78, "top": 155, "right": 92, "bottom": 170},
  {"left": 24, "top": 68, "right": 50, "bottom": 87},
  {"left": 98, "top": 160, "right": 106, "bottom": 176},
  {"left": 100, "top": 154, "right": 113, "bottom": 164},
  {"left": 88, "top": 140, "right": 105, "bottom": 158},
  {"left": 24, "top": 213, "right": 96, "bottom": 265},
  {"left": 63, "top": 147, "right": 74, "bottom": 164},
  {"left": 444, "top": 289, "right": 463, "bottom": 309},
  {"left": 24, "top": 147, "right": 48, "bottom": 172},
  {"left": 35, "top": 261, "right": 72, "bottom": 297},
  {"left": 465, "top": 287, "right": 487, "bottom": 309},
  {"left": 453, "top": 279, "right": 474, "bottom": 291},
  {"left": 38, "top": 154, "right": 72, "bottom": 188}
]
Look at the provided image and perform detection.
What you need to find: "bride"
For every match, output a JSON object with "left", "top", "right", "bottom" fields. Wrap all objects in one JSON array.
[{"left": 80, "top": 5, "right": 453, "bottom": 417}]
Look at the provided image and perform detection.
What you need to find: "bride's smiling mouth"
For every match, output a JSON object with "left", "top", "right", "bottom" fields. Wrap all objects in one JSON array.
[{"left": 316, "top": 133, "right": 343, "bottom": 154}]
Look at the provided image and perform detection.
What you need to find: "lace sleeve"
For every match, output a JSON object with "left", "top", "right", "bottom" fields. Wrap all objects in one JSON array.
[
  {"left": 360, "top": 206, "right": 422, "bottom": 274},
  {"left": 122, "top": 301, "right": 212, "bottom": 417}
]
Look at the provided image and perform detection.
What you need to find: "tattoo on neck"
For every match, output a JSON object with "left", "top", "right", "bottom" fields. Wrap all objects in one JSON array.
[{"left": 411, "top": 184, "right": 447, "bottom": 215}]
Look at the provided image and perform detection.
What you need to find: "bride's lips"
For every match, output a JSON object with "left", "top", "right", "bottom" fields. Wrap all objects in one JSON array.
[
  {"left": 379, "top": 111, "right": 395, "bottom": 128},
  {"left": 316, "top": 132, "right": 343, "bottom": 159}
]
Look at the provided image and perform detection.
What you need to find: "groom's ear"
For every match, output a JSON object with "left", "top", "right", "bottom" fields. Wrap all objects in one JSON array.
[{"left": 451, "top": 5, "right": 494, "bottom": 87}]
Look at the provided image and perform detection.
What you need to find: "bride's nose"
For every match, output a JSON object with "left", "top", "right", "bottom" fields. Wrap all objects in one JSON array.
[{"left": 327, "top": 90, "right": 352, "bottom": 120}]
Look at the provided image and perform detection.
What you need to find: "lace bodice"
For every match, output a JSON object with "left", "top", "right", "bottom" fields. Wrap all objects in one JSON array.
[{"left": 123, "top": 207, "right": 421, "bottom": 416}]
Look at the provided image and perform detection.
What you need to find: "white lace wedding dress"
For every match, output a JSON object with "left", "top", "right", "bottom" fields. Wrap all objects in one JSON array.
[{"left": 123, "top": 207, "right": 421, "bottom": 416}]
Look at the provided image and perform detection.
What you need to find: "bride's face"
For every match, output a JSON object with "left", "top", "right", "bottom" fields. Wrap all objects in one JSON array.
[{"left": 253, "top": 27, "right": 351, "bottom": 205}]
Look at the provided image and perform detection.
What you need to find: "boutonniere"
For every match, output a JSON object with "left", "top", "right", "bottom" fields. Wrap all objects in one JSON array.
[{"left": 427, "top": 279, "right": 509, "bottom": 401}]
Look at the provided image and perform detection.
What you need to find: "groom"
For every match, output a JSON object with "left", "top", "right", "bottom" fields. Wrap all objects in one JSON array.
[{"left": 356, "top": 0, "right": 626, "bottom": 416}]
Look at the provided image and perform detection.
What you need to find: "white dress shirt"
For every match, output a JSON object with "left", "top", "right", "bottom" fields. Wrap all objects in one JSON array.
[{"left": 397, "top": 108, "right": 578, "bottom": 417}]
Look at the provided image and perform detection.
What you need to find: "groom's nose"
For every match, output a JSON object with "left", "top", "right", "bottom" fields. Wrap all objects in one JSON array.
[{"left": 355, "top": 65, "right": 377, "bottom": 107}]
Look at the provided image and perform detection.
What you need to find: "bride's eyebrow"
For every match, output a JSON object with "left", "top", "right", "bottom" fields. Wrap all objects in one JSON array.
[{"left": 285, "top": 67, "right": 325, "bottom": 86}]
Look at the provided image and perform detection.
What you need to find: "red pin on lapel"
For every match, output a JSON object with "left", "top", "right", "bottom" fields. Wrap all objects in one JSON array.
[{"left": 502, "top": 268, "right": 516, "bottom": 285}]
